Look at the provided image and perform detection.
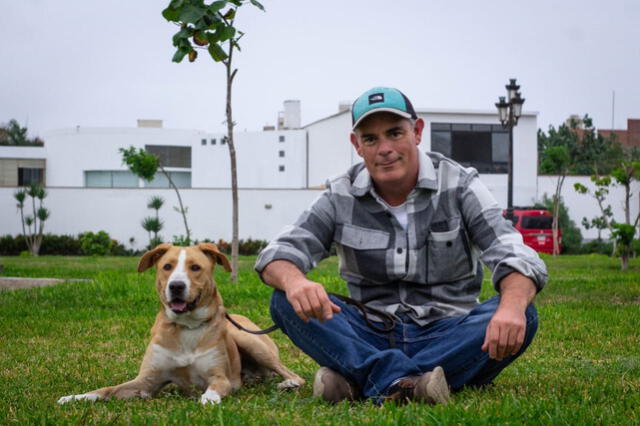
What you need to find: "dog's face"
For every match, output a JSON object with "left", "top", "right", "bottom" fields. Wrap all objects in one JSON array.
[{"left": 138, "top": 243, "right": 231, "bottom": 316}]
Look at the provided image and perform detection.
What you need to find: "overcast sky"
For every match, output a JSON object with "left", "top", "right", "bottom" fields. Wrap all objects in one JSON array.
[{"left": 1, "top": 0, "right": 639, "bottom": 139}]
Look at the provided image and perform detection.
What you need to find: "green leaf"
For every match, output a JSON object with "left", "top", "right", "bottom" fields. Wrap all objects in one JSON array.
[
  {"left": 169, "top": 0, "right": 184, "bottom": 8},
  {"left": 172, "top": 48, "right": 189, "bottom": 62},
  {"left": 179, "top": 4, "right": 206, "bottom": 24},
  {"left": 162, "top": 6, "right": 181, "bottom": 21},
  {"left": 222, "top": 8, "right": 236, "bottom": 20},
  {"left": 208, "top": 0, "right": 228, "bottom": 13},
  {"left": 208, "top": 43, "right": 228, "bottom": 62},
  {"left": 218, "top": 25, "right": 236, "bottom": 41},
  {"left": 172, "top": 27, "right": 193, "bottom": 46},
  {"left": 250, "top": 0, "right": 265, "bottom": 11}
]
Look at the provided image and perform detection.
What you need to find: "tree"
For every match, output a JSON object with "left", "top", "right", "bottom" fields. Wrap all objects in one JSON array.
[
  {"left": 574, "top": 175, "right": 615, "bottom": 241},
  {"left": 13, "top": 184, "right": 49, "bottom": 255},
  {"left": 120, "top": 147, "right": 191, "bottom": 244},
  {"left": 538, "top": 115, "right": 619, "bottom": 255},
  {"left": 143, "top": 196, "right": 165, "bottom": 248},
  {"left": 0, "top": 119, "right": 44, "bottom": 146},
  {"left": 162, "top": 0, "right": 265, "bottom": 283}
]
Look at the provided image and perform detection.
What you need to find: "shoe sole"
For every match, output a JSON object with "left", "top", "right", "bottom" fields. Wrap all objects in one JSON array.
[{"left": 426, "top": 366, "right": 450, "bottom": 405}]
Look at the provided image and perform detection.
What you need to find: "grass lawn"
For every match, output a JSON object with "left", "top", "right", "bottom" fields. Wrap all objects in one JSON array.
[{"left": 1, "top": 253, "right": 639, "bottom": 425}]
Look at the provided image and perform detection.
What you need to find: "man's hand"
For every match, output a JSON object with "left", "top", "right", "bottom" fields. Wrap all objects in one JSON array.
[
  {"left": 481, "top": 306, "right": 526, "bottom": 360},
  {"left": 261, "top": 260, "right": 341, "bottom": 322},
  {"left": 481, "top": 272, "right": 536, "bottom": 361},
  {"left": 284, "top": 277, "right": 341, "bottom": 323}
]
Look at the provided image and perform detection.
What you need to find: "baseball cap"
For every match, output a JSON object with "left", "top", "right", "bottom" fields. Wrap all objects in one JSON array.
[{"left": 351, "top": 87, "right": 417, "bottom": 130}]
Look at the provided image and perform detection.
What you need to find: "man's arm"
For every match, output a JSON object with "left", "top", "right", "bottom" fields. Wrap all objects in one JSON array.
[
  {"left": 481, "top": 272, "right": 537, "bottom": 360},
  {"left": 262, "top": 260, "right": 341, "bottom": 323}
]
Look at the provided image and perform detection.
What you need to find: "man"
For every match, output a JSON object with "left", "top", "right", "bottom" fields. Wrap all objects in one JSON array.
[{"left": 255, "top": 87, "right": 547, "bottom": 404}]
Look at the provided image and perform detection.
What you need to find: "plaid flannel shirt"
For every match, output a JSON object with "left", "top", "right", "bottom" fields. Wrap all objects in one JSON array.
[{"left": 255, "top": 151, "right": 547, "bottom": 325}]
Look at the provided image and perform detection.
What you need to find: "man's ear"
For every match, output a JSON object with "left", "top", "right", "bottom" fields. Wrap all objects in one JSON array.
[
  {"left": 413, "top": 118, "right": 425, "bottom": 146},
  {"left": 138, "top": 243, "right": 173, "bottom": 273},
  {"left": 198, "top": 243, "right": 232, "bottom": 273},
  {"left": 350, "top": 133, "right": 363, "bottom": 157}
]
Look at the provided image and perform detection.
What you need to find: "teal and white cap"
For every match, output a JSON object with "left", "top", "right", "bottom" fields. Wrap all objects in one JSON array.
[{"left": 351, "top": 87, "right": 417, "bottom": 130}]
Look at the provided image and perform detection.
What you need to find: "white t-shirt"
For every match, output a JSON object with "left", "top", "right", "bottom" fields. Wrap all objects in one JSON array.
[{"left": 388, "top": 202, "right": 408, "bottom": 231}]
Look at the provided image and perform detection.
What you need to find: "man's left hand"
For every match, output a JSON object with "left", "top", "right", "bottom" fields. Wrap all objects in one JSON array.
[{"left": 481, "top": 306, "right": 526, "bottom": 361}]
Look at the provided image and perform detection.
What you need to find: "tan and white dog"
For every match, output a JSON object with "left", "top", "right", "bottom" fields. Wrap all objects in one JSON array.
[{"left": 58, "top": 243, "right": 303, "bottom": 405}]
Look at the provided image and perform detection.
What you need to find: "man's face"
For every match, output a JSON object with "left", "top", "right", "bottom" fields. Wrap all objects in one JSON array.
[{"left": 350, "top": 113, "right": 424, "bottom": 190}]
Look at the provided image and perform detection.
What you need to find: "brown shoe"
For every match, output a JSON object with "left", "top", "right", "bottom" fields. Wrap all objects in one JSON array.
[
  {"left": 386, "top": 366, "right": 450, "bottom": 405},
  {"left": 312, "top": 367, "right": 360, "bottom": 403},
  {"left": 413, "top": 366, "right": 450, "bottom": 405}
]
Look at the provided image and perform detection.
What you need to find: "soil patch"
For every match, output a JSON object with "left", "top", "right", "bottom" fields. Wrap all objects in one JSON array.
[{"left": 0, "top": 277, "right": 90, "bottom": 290}]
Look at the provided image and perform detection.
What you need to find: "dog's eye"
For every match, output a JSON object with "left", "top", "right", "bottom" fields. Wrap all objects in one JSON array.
[
  {"left": 190, "top": 264, "right": 201, "bottom": 272},
  {"left": 163, "top": 264, "right": 172, "bottom": 271}
]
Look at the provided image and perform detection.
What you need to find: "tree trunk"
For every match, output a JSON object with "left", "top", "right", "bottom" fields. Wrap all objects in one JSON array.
[
  {"left": 621, "top": 253, "right": 629, "bottom": 270},
  {"left": 160, "top": 166, "right": 190, "bottom": 244},
  {"left": 552, "top": 174, "right": 565, "bottom": 256},
  {"left": 225, "top": 46, "right": 239, "bottom": 284}
]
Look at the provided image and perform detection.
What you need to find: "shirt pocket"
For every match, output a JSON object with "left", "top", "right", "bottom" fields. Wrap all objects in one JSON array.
[
  {"left": 427, "top": 222, "right": 474, "bottom": 283},
  {"left": 337, "top": 223, "right": 390, "bottom": 250}
]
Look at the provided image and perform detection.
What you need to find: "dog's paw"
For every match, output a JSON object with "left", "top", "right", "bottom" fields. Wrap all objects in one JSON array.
[
  {"left": 277, "top": 379, "right": 303, "bottom": 390},
  {"left": 200, "top": 389, "right": 221, "bottom": 405},
  {"left": 57, "top": 393, "right": 101, "bottom": 405}
]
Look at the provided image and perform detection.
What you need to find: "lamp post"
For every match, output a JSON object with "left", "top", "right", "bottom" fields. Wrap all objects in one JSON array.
[{"left": 495, "top": 78, "right": 525, "bottom": 223}]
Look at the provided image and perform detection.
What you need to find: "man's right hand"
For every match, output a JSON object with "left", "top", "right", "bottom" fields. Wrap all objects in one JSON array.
[
  {"left": 262, "top": 260, "right": 341, "bottom": 323},
  {"left": 283, "top": 278, "right": 341, "bottom": 323}
]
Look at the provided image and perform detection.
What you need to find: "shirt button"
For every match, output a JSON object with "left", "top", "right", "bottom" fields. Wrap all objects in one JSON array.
[
  {"left": 397, "top": 248, "right": 403, "bottom": 254},
  {"left": 446, "top": 241, "right": 452, "bottom": 247}
]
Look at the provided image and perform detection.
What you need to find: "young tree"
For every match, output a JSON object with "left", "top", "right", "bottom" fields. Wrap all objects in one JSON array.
[
  {"left": 162, "top": 0, "right": 265, "bottom": 283},
  {"left": 143, "top": 196, "right": 165, "bottom": 248},
  {"left": 13, "top": 184, "right": 49, "bottom": 255},
  {"left": 120, "top": 147, "right": 191, "bottom": 244}
]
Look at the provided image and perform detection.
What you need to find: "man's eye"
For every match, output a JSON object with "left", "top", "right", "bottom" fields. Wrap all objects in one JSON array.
[
  {"left": 163, "top": 264, "right": 172, "bottom": 271},
  {"left": 190, "top": 264, "right": 201, "bottom": 272}
]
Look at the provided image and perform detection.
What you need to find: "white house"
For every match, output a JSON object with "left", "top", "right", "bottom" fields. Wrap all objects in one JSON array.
[{"left": 1, "top": 100, "right": 635, "bottom": 246}]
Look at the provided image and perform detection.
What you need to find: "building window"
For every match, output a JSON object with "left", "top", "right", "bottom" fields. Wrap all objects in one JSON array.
[
  {"left": 278, "top": 165, "right": 285, "bottom": 172},
  {"left": 430, "top": 123, "right": 509, "bottom": 173},
  {"left": 221, "top": 137, "right": 227, "bottom": 145},
  {"left": 145, "top": 145, "right": 191, "bottom": 168},
  {"left": 85, "top": 171, "right": 138, "bottom": 188},
  {"left": 211, "top": 138, "right": 216, "bottom": 145},
  {"left": 18, "top": 168, "right": 44, "bottom": 186},
  {"left": 144, "top": 171, "right": 191, "bottom": 188},
  {"left": 201, "top": 138, "right": 207, "bottom": 145},
  {"left": 279, "top": 150, "right": 285, "bottom": 158},
  {"left": 279, "top": 135, "right": 285, "bottom": 142}
]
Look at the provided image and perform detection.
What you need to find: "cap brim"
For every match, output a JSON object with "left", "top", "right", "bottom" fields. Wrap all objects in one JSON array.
[{"left": 352, "top": 108, "right": 413, "bottom": 130}]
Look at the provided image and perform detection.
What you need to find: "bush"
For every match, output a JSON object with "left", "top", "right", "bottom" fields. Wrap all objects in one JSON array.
[
  {"left": 0, "top": 234, "right": 82, "bottom": 255},
  {"left": 577, "top": 239, "right": 614, "bottom": 255},
  {"left": 79, "top": 231, "right": 114, "bottom": 256}
]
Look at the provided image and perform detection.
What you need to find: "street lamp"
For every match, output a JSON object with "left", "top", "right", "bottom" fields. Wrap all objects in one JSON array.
[{"left": 495, "top": 78, "right": 525, "bottom": 223}]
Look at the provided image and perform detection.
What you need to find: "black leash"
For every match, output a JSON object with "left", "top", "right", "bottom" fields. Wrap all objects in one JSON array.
[{"left": 225, "top": 292, "right": 398, "bottom": 347}]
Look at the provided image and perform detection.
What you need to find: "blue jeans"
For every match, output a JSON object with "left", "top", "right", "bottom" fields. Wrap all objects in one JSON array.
[{"left": 270, "top": 290, "right": 538, "bottom": 400}]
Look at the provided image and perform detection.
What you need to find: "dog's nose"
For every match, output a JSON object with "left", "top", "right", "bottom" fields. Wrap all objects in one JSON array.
[{"left": 169, "top": 281, "right": 186, "bottom": 295}]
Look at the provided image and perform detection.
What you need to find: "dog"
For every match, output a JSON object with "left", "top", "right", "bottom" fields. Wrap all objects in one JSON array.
[{"left": 58, "top": 243, "right": 304, "bottom": 405}]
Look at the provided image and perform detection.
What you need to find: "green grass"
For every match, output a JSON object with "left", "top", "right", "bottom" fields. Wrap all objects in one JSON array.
[{"left": 1, "top": 254, "right": 639, "bottom": 425}]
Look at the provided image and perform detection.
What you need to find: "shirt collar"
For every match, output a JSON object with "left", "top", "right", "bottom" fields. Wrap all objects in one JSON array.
[{"left": 350, "top": 150, "right": 438, "bottom": 197}]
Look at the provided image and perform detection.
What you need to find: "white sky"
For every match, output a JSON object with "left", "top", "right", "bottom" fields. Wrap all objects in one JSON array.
[{"left": 1, "top": 0, "right": 639, "bottom": 139}]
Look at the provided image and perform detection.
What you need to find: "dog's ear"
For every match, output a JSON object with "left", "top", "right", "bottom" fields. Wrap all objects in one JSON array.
[
  {"left": 137, "top": 243, "right": 173, "bottom": 273},
  {"left": 198, "top": 243, "right": 232, "bottom": 273}
]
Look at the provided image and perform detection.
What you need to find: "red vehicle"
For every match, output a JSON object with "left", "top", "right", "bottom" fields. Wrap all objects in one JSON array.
[{"left": 503, "top": 208, "right": 560, "bottom": 254}]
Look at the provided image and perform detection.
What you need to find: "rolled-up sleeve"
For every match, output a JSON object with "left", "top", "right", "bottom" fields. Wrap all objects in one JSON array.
[
  {"left": 459, "top": 171, "right": 548, "bottom": 292},
  {"left": 255, "top": 190, "right": 336, "bottom": 278}
]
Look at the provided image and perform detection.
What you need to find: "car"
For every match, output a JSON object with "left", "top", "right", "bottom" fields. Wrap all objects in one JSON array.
[{"left": 502, "top": 207, "right": 561, "bottom": 254}]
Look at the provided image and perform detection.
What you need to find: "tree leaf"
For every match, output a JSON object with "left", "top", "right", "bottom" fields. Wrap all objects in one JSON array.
[
  {"left": 169, "top": 0, "right": 184, "bottom": 8},
  {"left": 179, "top": 4, "right": 206, "bottom": 24},
  {"left": 222, "top": 8, "right": 236, "bottom": 20},
  {"left": 218, "top": 25, "right": 236, "bottom": 41},
  {"left": 250, "top": 0, "right": 265, "bottom": 11},
  {"left": 162, "top": 6, "right": 181, "bottom": 22},
  {"left": 172, "top": 48, "right": 189, "bottom": 63},
  {"left": 207, "top": 43, "right": 228, "bottom": 62},
  {"left": 208, "top": 0, "right": 228, "bottom": 13}
]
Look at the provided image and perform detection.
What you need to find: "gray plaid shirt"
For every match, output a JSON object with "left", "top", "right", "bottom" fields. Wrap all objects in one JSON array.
[{"left": 255, "top": 151, "right": 547, "bottom": 325}]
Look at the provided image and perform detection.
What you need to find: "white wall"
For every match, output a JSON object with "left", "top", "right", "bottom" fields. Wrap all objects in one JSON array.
[
  {"left": 0, "top": 187, "right": 322, "bottom": 250},
  {"left": 306, "top": 111, "right": 354, "bottom": 187},
  {"left": 536, "top": 176, "right": 639, "bottom": 240},
  {"left": 40, "top": 127, "right": 307, "bottom": 189}
]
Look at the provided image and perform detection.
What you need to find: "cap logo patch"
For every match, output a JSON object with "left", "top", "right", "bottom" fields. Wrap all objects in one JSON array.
[{"left": 368, "top": 93, "right": 384, "bottom": 104}]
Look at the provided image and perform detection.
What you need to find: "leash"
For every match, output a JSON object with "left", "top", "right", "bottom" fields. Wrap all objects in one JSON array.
[{"left": 225, "top": 292, "right": 398, "bottom": 347}]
